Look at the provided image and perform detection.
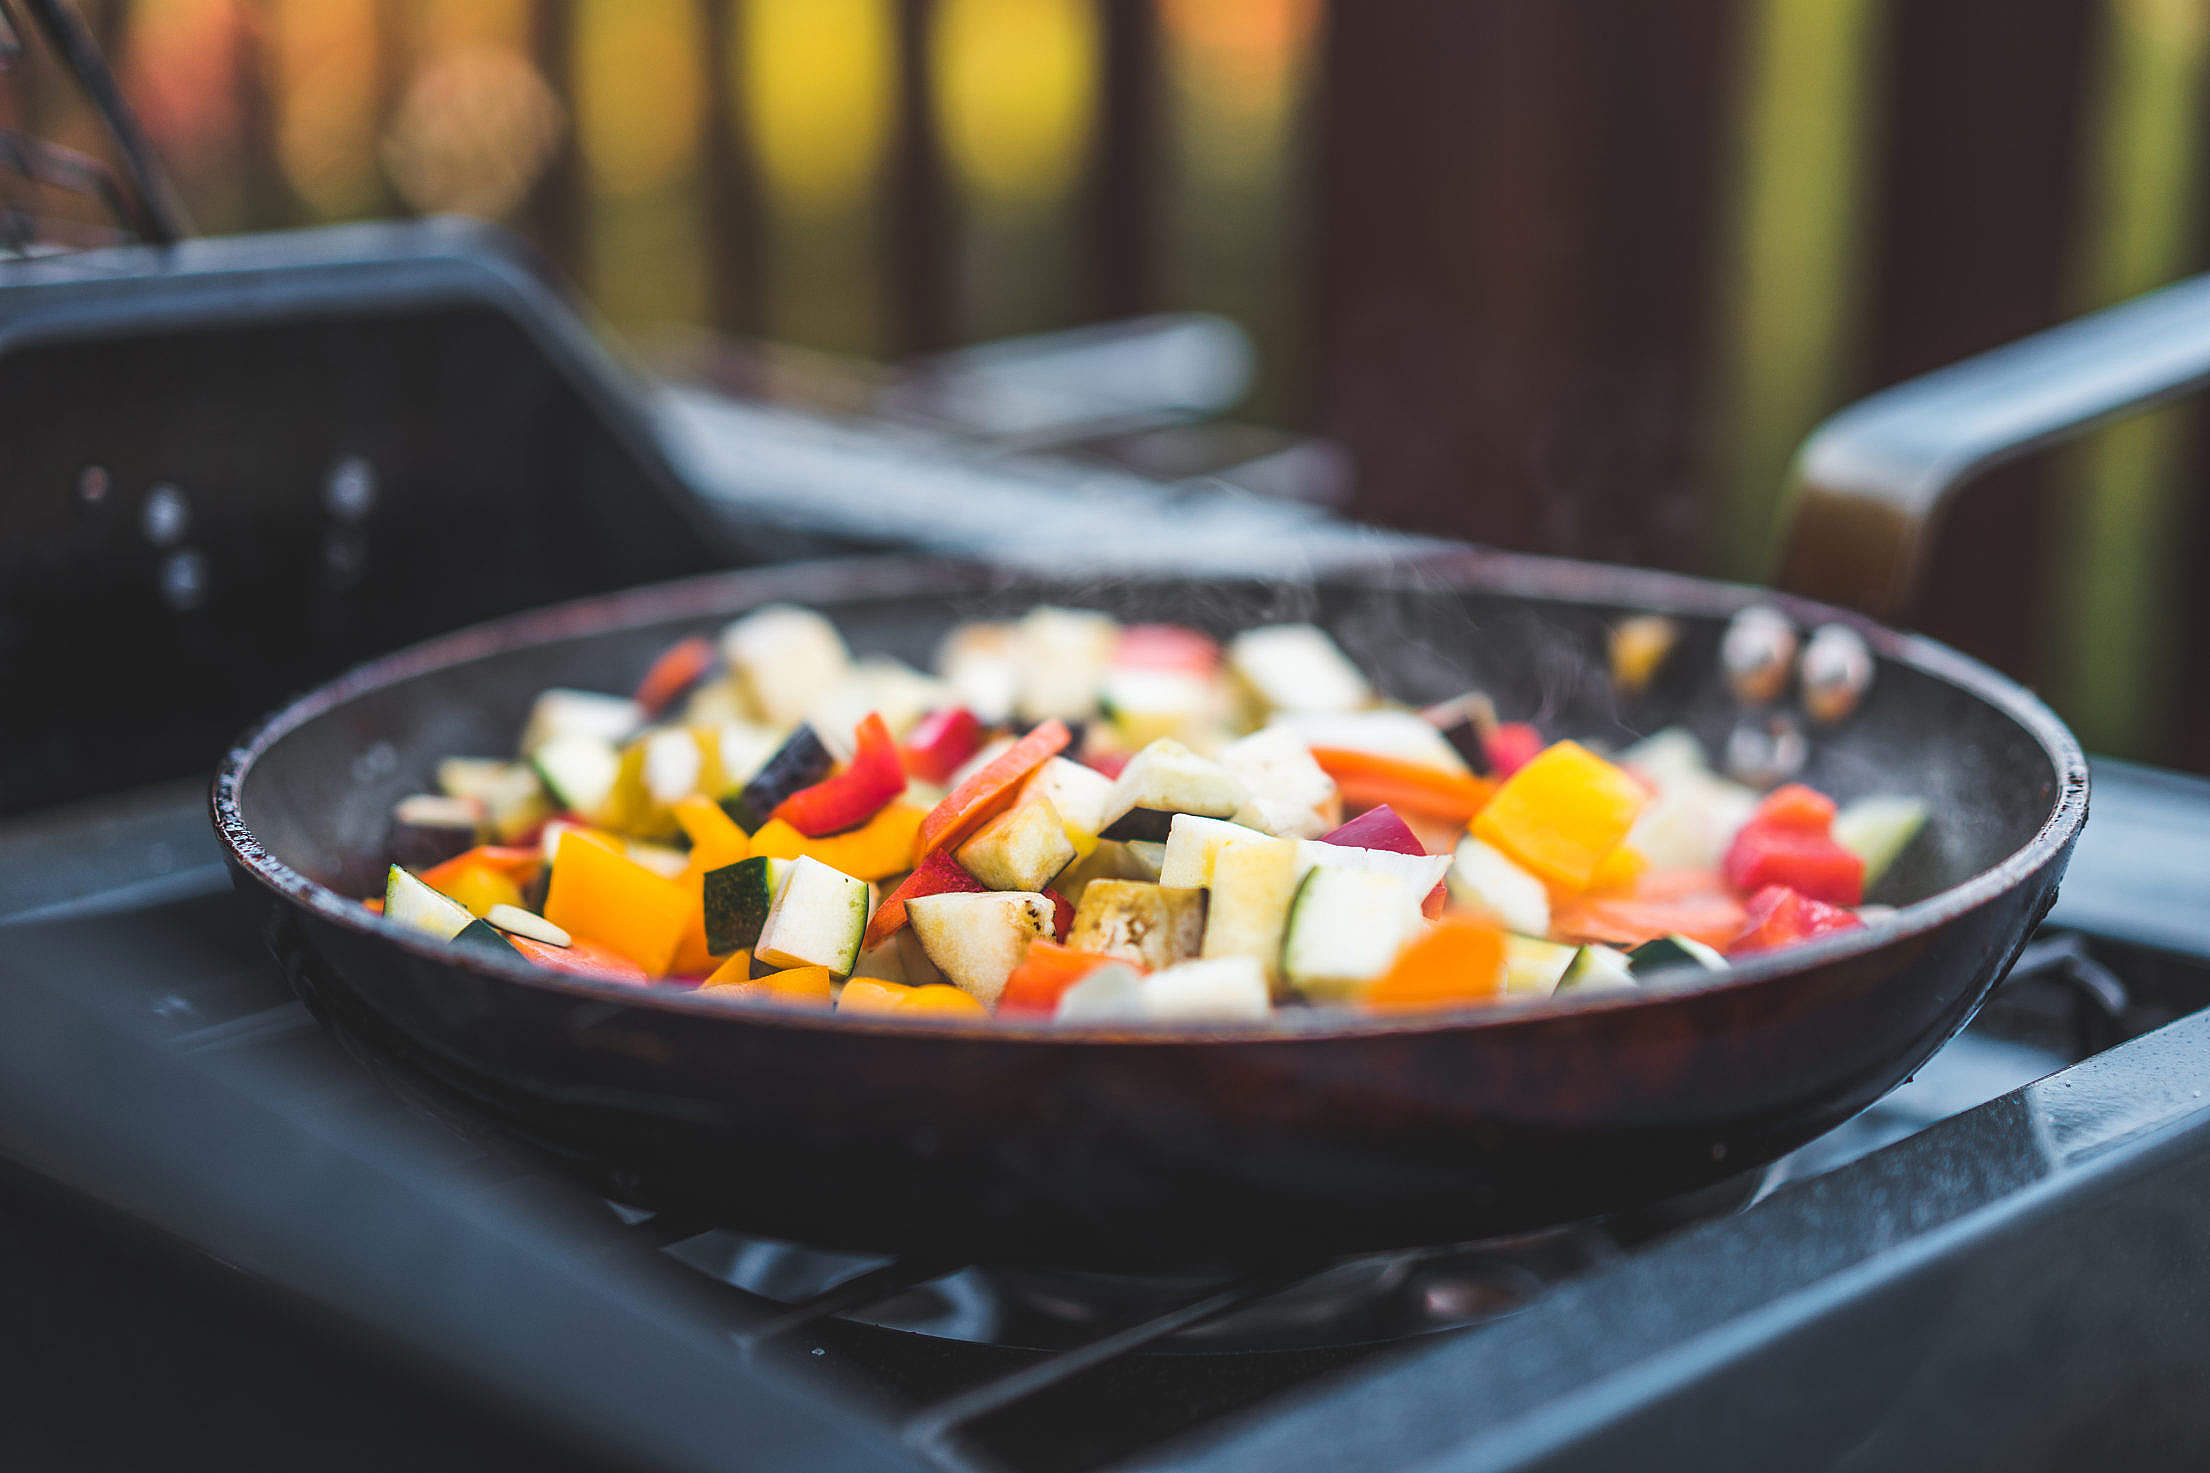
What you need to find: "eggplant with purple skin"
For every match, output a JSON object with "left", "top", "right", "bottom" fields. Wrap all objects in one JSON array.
[{"left": 720, "top": 724, "right": 837, "bottom": 832}]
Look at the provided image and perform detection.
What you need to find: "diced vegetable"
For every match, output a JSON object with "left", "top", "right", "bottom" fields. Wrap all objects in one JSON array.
[
  {"left": 1114, "top": 623, "right": 1219, "bottom": 674},
  {"left": 753, "top": 856, "right": 871, "bottom": 975},
  {"left": 722, "top": 724, "right": 838, "bottom": 832},
  {"left": 543, "top": 830, "right": 694, "bottom": 974},
  {"left": 530, "top": 734, "right": 622, "bottom": 821},
  {"left": 1446, "top": 835, "right": 1551, "bottom": 936},
  {"left": 1227, "top": 624, "right": 1370, "bottom": 715},
  {"left": 1139, "top": 956, "right": 1271, "bottom": 1021},
  {"left": 1557, "top": 944, "right": 1636, "bottom": 993},
  {"left": 1000, "top": 940, "right": 1124, "bottom": 1016},
  {"left": 937, "top": 623, "right": 1018, "bottom": 725},
  {"left": 1587, "top": 843, "right": 1647, "bottom": 893},
  {"left": 389, "top": 793, "right": 485, "bottom": 872},
  {"left": 485, "top": 904, "right": 569, "bottom": 947},
  {"left": 1269, "top": 709, "right": 1467, "bottom": 771},
  {"left": 703, "top": 855, "right": 795, "bottom": 956},
  {"left": 519, "top": 688, "right": 642, "bottom": 755},
  {"left": 703, "top": 963, "right": 835, "bottom": 1007},
  {"left": 1280, "top": 866, "right": 1423, "bottom": 1000},
  {"left": 1122, "top": 840, "right": 1168, "bottom": 880},
  {"left": 624, "top": 841, "right": 690, "bottom": 880},
  {"left": 902, "top": 706, "right": 986, "bottom": 784},
  {"left": 1624, "top": 766, "right": 1760, "bottom": 873},
  {"left": 1067, "top": 880, "right": 1207, "bottom": 971},
  {"left": 1421, "top": 692, "right": 1497, "bottom": 773},
  {"left": 383, "top": 864, "right": 477, "bottom": 941},
  {"left": 905, "top": 890, "right": 1056, "bottom": 1006},
  {"left": 1013, "top": 607, "right": 1120, "bottom": 723},
  {"left": 1096, "top": 739, "right": 1247, "bottom": 843},
  {"left": 899, "top": 984, "right": 990, "bottom": 1017},
  {"left": 807, "top": 656, "right": 947, "bottom": 746},
  {"left": 1199, "top": 836, "right": 1301, "bottom": 988},
  {"left": 721, "top": 604, "right": 852, "bottom": 728},
  {"left": 436, "top": 758, "right": 551, "bottom": 843},
  {"left": 1294, "top": 839, "right": 1451, "bottom": 897},
  {"left": 1550, "top": 872, "right": 1748, "bottom": 951},
  {"left": 1157, "top": 813, "right": 1270, "bottom": 888},
  {"left": 1729, "top": 884, "right": 1864, "bottom": 956},
  {"left": 509, "top": 933, "right": 649, "bottom": 983},
  {"left": 1833, "top": 795, "right": 1929, "bottom": 889},
  {"left": 1018, "top": 756, "right": 1115, "bottom": 855},
  {"left": 1216, "top": 726, "right": 1338, "bottom": 839},
  {"left": 1626, "top": 933, "right": 1727, "bottom": 977},
  {"left": 1501, "top": 934, "right": 1578, "bottom": 997},
  {"left": 1309, "top": 741, "right": 1499, "bottom": 822},
  {"left": 1471, "top": 741, "right": 1647, "bottom": 891},
  {"left": 1052, "top": 963, "right": 1149, "bottom": 1022},
  {"left": 1722, "top": 783, "right": 1864, "bottom": 907},
  {"left": 839, "top": 978, "right": 916, "bottom": 1013},
  {"left": 1098, "top": 667, "right": 1217, "bottom": 749},
  {"left": 673, "top": 793, "right": 750, "bottom": 861},
  {"left": 863, "top": 848, "right": 991, "bottom": 951},
  {"left": 1319, "top": 805, "right": 1425, "bottom": 856},
  {"left": 1364, "top": 918, "right": 1506, "bottom": 1011},
  {"left": 633, "top": 635, "right": 717, "bottom": 718},
  {"left": 958, "top": 798, "right": 1078, "bottom": 892},
  {"left": 773, "top": 713, "right": 906, "bottom": 837},
  {"left": 1483, "top": 723, "right": 1545, "bottom": 779},
  {"left": 916, "top": 720, "right": 1073, "bottom": 860},
  {"left": 750, "top": 802, "right": 924, "bottom": 882}
]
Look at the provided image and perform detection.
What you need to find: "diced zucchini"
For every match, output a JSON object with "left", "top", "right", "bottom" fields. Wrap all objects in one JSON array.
[
  {"left": 1099, "top": 667, "right": 1216, "bottom": 749},
  {"left": 1280, "top": 867, "right": 1423, "bottom": 1001},
  {"left": 905, "top": 891, "right": 1056, "bottom": 1006},
  {"left": 1501, "top": 935, "right": 1578, "bottom": 997},
  {"left": 1053, "top": 962, "right": 1148, "bottom": 1023},
  {"left": 485, "top": 904, "right": 570, "bottom": 947},
  {"left": 721, "top": 724, "right": 836, "bottom": 832},
  {"left": 753, "top": 856, "right": 871, "bottom": 975},
  {"left": 640, "top": 727, "right": 706, "bottom": 806},
  {"left": 1446, "top": 836, "right": 1550, "bottom": 936},
  {"left": 1157, "top": 813, "right": 1270, "bottom": 888},
  {"left": 1557, "top": 944, "right": 1637, "bottom": 994},
  {"left": 519, "top": 688, "right": 642, "bottom": 755},
  {"left": 1139, "top": 956, "right": 1272, "bottom": 1021},
  {"left": 1019, "top": 756, "right": 1115, "bottom": 843},
  {"left": 720, "top": 604, "right": 853, "bottom": 729},
  {"left": 389, "top": 793, "right": 484, "bottom": 872},
  {"left": 703, "top": 855, "right": 795, "bottom": 955},
  {"left": 1097, "top": 739, "right": 1247, "bottom": 842},
  {"left": 1834, "top": 795, "right": 1929, "bottom": 889},
  {"left": 1265, "top": 710, "right": 1467, "bottom": 772},
  {"left": 1013, "top": 606, "right": 1119, "bottom": 723},
  {"left": 1295, "top": 840, "right": 1451, "bottom": 896},
  {"left": 957, "top": 798, "right": 1077, "bottom": 891},
  {"left": 530, "top": 734, "right": 621, "bottom": 819},
  {"left": 451, "top": 917, "right": 523, "bottom": 959},
  {"left": 437, "top": 757, "right": 550, "bottom": 842},
  {"left": 1200, "top": 836, "right": 1302, "bottom": 989},
  {"left": 1067, "top": 880, "right": 1207, "bottom": 970},
  {"left": 1626, "top": 933, "right": 1728, "bottom": 978},
  {"left": 383, "top": 864, "right": 477, "bottom": 941},
  {"left": 1227, "top": 624, "right": 1371, "bottom": 715}
]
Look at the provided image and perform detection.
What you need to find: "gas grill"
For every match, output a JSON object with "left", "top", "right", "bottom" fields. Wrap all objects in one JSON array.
[{"left": 9, "top": 12, "right": 2210, "bottom": 1470}]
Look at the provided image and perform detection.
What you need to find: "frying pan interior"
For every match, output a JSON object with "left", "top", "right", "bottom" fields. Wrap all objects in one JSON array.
[{"left": 220, "top": 555, "right": 2081, "bottom": 1264}]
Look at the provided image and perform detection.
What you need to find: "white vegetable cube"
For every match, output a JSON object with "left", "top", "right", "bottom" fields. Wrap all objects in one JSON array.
[
  {"left": 937, "top": 622, "right": 1018, "bottom": 725},
  {"left": 1218, "top": 727, "right": 1339, "bottom": 824},
  {"left": 808, "top": 655, "right": 948, "bottom": 743},
  {"left": 753, "top": 855, "right": 871, "bottom": 975},
  {"left": 1502, "top": 935, "right": 1577, "bottom": 997},
  {"left": 905, "top": 891, "right": 1056, "bottom": 1007},
  {"left": 1099, "top": 667, "right": 1217, "bottom": 748},
  {"left": 640, "top": 727, "right": 705, "bottom": 805},
  {"left": 1013, "top": 606, "right": 1119, "bottom": 722},
  {"left": 1097, "top": 739, "right": 1247, "bottom": 842},
  {"left": 957, "top": 798, "right": 1078, "bottom": 892},
  {"left": 1200, "top": 837, "right": 1302, "bottom": 987},
  {"left": 1053, "top": 963, "right": 1148, "bottom": 1023},
  {"left": 1294, "top": 840, "right": 1452, "bottom": 895},
  {"left": 1139, "top": 956, "right": 1272, "bottom": 1021},
  {"left": 1280, "top": 867, "right": 1423, "bottom": 1001},
  {"left": 721, "top": 604, "right": 853, "bottom": 728},
  {"left": 1067, "top": 880, "right": 1206, "bottom": 970},
  {"left": 1157, "top": 813, "right": 1269, "bottom": 888},
  {"left": 1265, "top": 710, "right": 1467, "bottom": 771},
  {"left": 518, "top": 688, "right": 643, "bottom": 755},
  {"left": 1019, "top": 757, "right": 1115, "bottom": 841},
  {"left": 1447, "top": 836, "right": 1551, "bottom": 937},
  {"left": 1227, "top": 624, "right": 1372, "bottom": 715},
  {"left": 1623, "top": 771, "right": 1759, "bottom": 872}
]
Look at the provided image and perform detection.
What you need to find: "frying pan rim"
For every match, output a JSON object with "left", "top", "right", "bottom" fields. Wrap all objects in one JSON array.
[{"left": 211, "top": 549, "right": 2089, "bottom": 1044}]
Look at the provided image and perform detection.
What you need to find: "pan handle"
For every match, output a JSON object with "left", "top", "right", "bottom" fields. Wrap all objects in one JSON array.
[{"left": 1774, "top": 272, "right": 2210, "bottom": 616}]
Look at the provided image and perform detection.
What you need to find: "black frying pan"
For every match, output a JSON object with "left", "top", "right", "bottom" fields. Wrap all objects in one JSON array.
[{"left": 214, "top": 266, "right": 2204, "bottom": 1267}]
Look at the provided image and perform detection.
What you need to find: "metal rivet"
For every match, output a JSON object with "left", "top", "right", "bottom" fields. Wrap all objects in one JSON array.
[
  {"left": 1724, "top": 711, "right": 1807, "bottom": 788},
  {"left": 142, "top": 483, "right": 189, "bottom": 546},
  {"left": 1722, "top": 605, "right": 1797, "bottom": 706},
  {"left": 157, "top": 547, "right": 207, "bottom": 610},
  {"left": 323, "top": 456, "right": 378, "bottom": 522},
  {"left": 1800, "top": 623, "right": 1874, "bottom": 723}
]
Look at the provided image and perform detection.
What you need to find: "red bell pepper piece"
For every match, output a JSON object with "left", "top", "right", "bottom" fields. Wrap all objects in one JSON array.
[
  {"left": 1113, "top": 623, "right": 1219, "bottom": 674},
  {"left": 1045, "top": 887, "right": 1074, "bottom": 943},
  {"left": 1322, "top": 805, "right": 1446, "bottom": 914},
  {"left": 902, "top": 707, "right": 985, "bottom": 784},
  {"left": 916, "top": 720, "right": 1072, "bottom": 860},
  {"left": 1722, "top": 781, "right": 1862, "bottom": 906},
  {"left": 1084, "top": 750, "right": 1130, "bottom": 780},
  {"left": 774, "top": 714, "right": 906, "bottom": 838},
  {"left": 862, "top": 848, "right": 989, "bottom": 951},
  {"left": 1483, "top": 722, "right": 1545, "bottom": 778},
  {"left": 1728, "top": 884, "right": 1863, "bottom": 956},
  {"left": 632, "top": 634, "right": 717, "bottom": 719}
]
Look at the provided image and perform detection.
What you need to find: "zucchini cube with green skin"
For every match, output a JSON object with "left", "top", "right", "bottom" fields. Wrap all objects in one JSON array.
[
  {"left": 451, "top": 917, "right": 523, "bottom": 960},
  {"left": 1833, "top": 795, "right": 1929, "bottom": 890},
  {"left": 957, "top": 797, "right": 1077, "bottom": 892},
  {"left": 1279, "top": 867, "right": 1423, "bottom": 1001},
  {"left": 1157, "top": 813, "right": 1269, "bottom": 888},
  {"left": 905, "top": 891, "right": 1056, "bottom": 1007},
  {"left": 1068, "top": 880, "right": 1207, "bottom": 971},
  {"left": 1200, "top": 837, "right": 1302, "bottom": 989},
  {"left": 1626, "top": 933, "right": 1727, "bottom": 980},
  {"left": 1502, "top": 935, "right": 1578, "bottom": 997},
  {"left": 530, "top": 734, "right": 622, "bottom": 821},
  {"left": 518, "top": 688, "right": 642, "bottom": 755},
  {"left": 1557, "top": 944, "right": 1637, "bottom": 994},
  {"left": 704, "top": 856, "right": 793, "bottom": 956},
  {"left": 754, "top": 856, "right": 871, "bottom": 976},
  {"left": 1096, "top": 739, "right": 1247, "bottom": 843},
  {"left": 383, "top": 864, "right": 477, "bottom": 941},
  {"left": 1447, "top": 836, "right": 1550, "bottom": 937}
]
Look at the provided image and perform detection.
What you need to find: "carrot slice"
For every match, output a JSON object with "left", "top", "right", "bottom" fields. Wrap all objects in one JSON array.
[
  {"left": 1365, "top": 917, "right": 1506, "bottom": 1012},
  {"left": 632, "top": 634, "right": 716, "bottom": 718},
  {"left": 1308, "top": 747, "right": 1495, "bottom": 823},
  {"left": 509, "top": 933, "right": 651, "bottom": 984},
  {"left": 998, "top": 939, "right": 1122, "bottom": 1016},
  {"left": 915, "top": 720, "right": 1072, "bottom": 860},
  {"left": 1549, "top": 870, "right": 1747, "bottom": 950},
  {"left": 419, "top": 845, "right": 541, "bottom": 891}
]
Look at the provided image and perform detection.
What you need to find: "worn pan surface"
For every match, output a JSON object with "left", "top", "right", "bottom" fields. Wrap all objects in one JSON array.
[{"left": 213, "top": 546, "right": 2085, "bottom": 1266}]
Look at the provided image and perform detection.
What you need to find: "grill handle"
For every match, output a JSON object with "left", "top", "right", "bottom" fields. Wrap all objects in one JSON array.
[{"left": 1775, "top": 272, "right": 2210, "bottom": 617}]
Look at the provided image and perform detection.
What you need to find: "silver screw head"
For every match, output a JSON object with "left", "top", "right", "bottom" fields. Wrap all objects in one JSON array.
[
  {"left": 1800, "top": 623, "right": 1873, "bottom": 723},
  {"left": 1721, "top": 604, "right": 1797, "bottom": 706}
]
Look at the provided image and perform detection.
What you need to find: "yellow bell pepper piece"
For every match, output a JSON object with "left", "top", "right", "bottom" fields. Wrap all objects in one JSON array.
[
  {"left": 1471, "top": 741, "right": 1648, "bottom": 892},
  {"left": 664, "top": 796, "right": 751, "bottom": 977},
  {"left": 700, "top": 950, "right": 753, "bottom": 986},
  {"left": 704, "top": 962, "right": 833, "bottom": 1006},
  {"left": 837, "top": 978, "right": 914, "bottom": 1014},
  {"left": 1586, "top": 842, "right": 1647, "bottom": 894},
  {"left": 439, "top": 863, "right": 524, "bottom": 918},
  {"left": 748, "top": 802, "right": 923, "bottom": 881},
  {"left": 898, "top": 983, "right": 988, "bottom": 1017},
  {"left": 543, "top": 829, "right": 692, "bottom": 974}
]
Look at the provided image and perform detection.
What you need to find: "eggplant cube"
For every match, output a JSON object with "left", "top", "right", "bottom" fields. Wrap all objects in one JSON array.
[
  {"left": 1227, "top": 624, "right": 1371, "bottom": 715},
  {"left": 957, "top": 798, "right": 1078, "bottom": 892},
  {"left": 1019, "top": 757, "right": 1115, "bottom": 841},
  {"left": 1218, "top": 727, "right": 1339, "bottom": 838},
  {"left": 1200, "top": 837, "right": 1302, "bottom": 988},
  {"left": 1097, "top": 739, "right": 1247, "bottom": 843},
  {"left": 1140, "top": 956, "right": 1272, "bottom": 1021},
  {"left": 1067, "top": 880, "right": 1207, "bottom": 971},
  {"left": 905, "top": 891, "right": 1056, "bottom": 1007},
  {"left": 1052, "top": 962, "right": 1148, "bottom": 1023},
  {"left": 753, "top": 856, "right": 870, "bottom": 976},
  {"left": 721, "top": 604, "right": 853, "bottom": 728},
  {"left": 1157, "top": 813, "right": 1269, "bottom": 889}
]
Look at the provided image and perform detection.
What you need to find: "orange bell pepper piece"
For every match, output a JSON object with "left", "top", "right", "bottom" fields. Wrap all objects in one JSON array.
[
  {"left": 998, "top": 939, "right": 1123, "bottom": 1016},
  {"left": 899, "top": 984, "right": 988, "bottom": 1017},
  {"left": 1471, "top": 741, "right": 1647, "bottom": 891},
  {"left": 419, "top": 845, "right": 542, "bottom": 892},
  {"left": 703, "top": 962, "right": 834, "bottom": 1006},
  {"left": 837, "top": 978, "right": 914, "bottom": 1014},
  {"left": 1364, "top": 918, "right": 1506, "bottom": 1012},
  {"left": 543, "top": 829, "right": 693, "bottom": 975},
  {"left": 915, "top": 720, "right": 1071, "bottom": 860},
  {"left": 1308, "top": 748, "right": 1495, "bottom": 823},
  {"left": 748, "top": 802, "right": 923, "bottom": 881}
]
